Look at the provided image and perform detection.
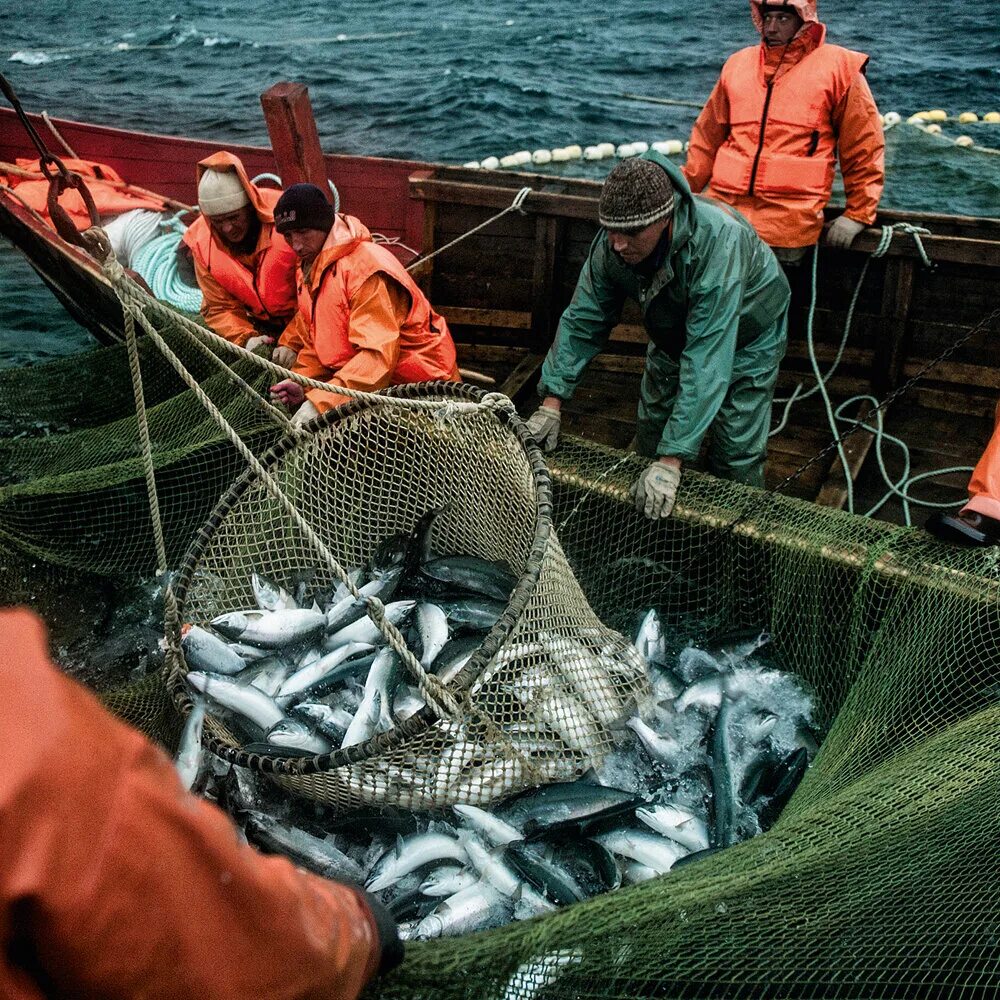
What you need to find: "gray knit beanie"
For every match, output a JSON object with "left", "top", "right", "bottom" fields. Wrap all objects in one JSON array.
[{"left": 599, "top": 158, "right": 675, "bottom": 231}]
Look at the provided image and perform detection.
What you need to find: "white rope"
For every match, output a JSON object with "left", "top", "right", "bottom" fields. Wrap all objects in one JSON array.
[{"left": 406, "top": 186, "right": 532, "bottom": 273}]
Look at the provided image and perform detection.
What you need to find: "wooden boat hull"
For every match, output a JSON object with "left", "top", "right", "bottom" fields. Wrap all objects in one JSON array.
[{"left": 2, "top": 107, "right": 999, "bottom": 523}]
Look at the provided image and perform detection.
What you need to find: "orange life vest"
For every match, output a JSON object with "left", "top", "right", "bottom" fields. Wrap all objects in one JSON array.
[
  {"left": 707, "top": 42, "right": 869, "bottom": 201},
  {"left": 4, "top": 158, "right": 166, "bottom": 226},
  {"left": 183, "top": 187, "right": 298, "bottom": 324},
  {"left": 300, "top": 217, "right": 458, "bottom": 387}
]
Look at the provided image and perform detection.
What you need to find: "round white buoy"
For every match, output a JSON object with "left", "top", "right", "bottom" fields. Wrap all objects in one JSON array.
[
  {"left": 925, "top": 109, "right": 948, "bottom": 122},
  {"left": 480, "top": 156, "right": 500, "bottom": 170},
  {"left": 907, "top": 114, "right": 927, "bottom": 125},
  {"left": 499, "top": 153, "right": 521, "bottom": 168},
  {"left": 958, "top": 112, "right": 979, "bottom": 124},
  {"left": 924, "top": 123, "right": 942, "bottom": 135},
  {"left": 631, "top": 140, "right": 649, "bottom": 154},
  {"left": 984, "top": 112, "right": 1000, "bottom": 123},
  {"left": 531, "top": 149, "right": 553, "bottom": 165},
  {"left": 462, "top": 161, "right": 481, "bottom": 169},
  {"left": 616, "top": 143, "right": 638, "bottom": 157},
  {"left": 513, "top": 150, "right": 532, "bottom": 166},
  {"left": 597, "top": 142, "right": 616, "bottom": 157},
  {"left": 883, "top": 111, "right": 902, "bottom": 127},
  {"left": 955, "top": 135, "right": 975, "bottom": 148},
  {"left": 563, "top": 144, "right": 583, "bottom": 159},
  {"left": 584, "top": 145, "right": 604, "bottom": 160},
  {"left": 551, "top": 147, "right": 572, "bottom": 162}
]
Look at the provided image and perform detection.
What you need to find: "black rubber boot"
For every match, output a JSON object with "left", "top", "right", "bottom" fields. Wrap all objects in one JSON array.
[{"left": 926, "top": 510, "right": 1000, "bottom": 547}]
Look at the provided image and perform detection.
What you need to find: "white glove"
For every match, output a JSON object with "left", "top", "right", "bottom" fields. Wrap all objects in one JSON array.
[
  {"left": 631, "top": 462, "right": 682, "bottom": 520},
  {"left": 825, "top": 216, "right": 865, "bottom": 249},
  {"left": 524, "top": 405, "right": 561, "bottom": 452},
  {"left": 290, "top": 400, "right": 321, "bottom": 426}
]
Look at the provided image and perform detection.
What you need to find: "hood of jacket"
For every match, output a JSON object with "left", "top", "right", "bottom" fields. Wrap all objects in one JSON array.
[
  {"left": 195, "top": 151, "right": 277, "bottom": 223},
  {"left": 750, "top": 0, "right": 825, "bottom": 53},
  {"left": 309, "top": 213, "right": 373, "bottom": 280}
]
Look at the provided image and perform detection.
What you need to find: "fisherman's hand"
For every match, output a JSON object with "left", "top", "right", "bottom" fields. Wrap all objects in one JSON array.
[
  {"left": 630, "top": 459, "right": 682, "bottom": 520},
  {"left": 826, "top": 216, "right": 865, "bottom": 249},
  {"left": 524, "top": 403, "right": 561, "bottom": 452},
  {"left": 272, "top": 346, "right": 298, "bottom": 369},
  {"left": 246, "top": 335, "right": 275, "bottom": 353},
  {"left": 290, "top": 400, "right": 321, "bottom": 426},
  {"left": 270, "top": 379, "right": 305, "bottom": 408}
]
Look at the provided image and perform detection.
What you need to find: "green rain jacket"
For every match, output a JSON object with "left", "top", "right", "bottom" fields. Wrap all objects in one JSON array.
[{"left": 539, "top": 152, "right": 790, "bottom": 462}]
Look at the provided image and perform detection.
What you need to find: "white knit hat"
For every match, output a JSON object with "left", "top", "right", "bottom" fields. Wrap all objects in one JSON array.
[{"left": 198, "top": 168, "right": 250, "bottom": 216}]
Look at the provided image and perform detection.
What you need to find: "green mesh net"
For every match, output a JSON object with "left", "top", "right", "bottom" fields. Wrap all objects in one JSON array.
[{"left": 1, "top": 310, "right": 998, "bottom": 997}]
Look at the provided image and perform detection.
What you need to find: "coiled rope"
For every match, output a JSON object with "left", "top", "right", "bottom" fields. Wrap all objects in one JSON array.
[{"left": 772, "top": 222, "right": 974, "bottom": 525}]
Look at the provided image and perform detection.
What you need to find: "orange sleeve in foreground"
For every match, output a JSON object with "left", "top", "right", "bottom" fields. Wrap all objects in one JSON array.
[{"left": 0, "top": 608, "right": 381, "bottom": 1000}]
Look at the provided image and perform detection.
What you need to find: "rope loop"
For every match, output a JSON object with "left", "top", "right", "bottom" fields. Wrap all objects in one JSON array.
[
  {"left": 479, "top": 391, "right": 517, "bottom": 415},
  {"left": 511, "top": 185, "right": 532, "bottom": 214},
  {"left": 874, "top": 222, "right": 935, "bottom": 268}
]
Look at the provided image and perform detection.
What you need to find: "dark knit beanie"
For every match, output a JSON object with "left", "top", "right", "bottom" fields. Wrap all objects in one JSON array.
[
  {"left": 598, "top": 158, "right": 675, "bottom": 231},
  {"left": 274, "top": 183, "right": 336, "bottom": 233}
]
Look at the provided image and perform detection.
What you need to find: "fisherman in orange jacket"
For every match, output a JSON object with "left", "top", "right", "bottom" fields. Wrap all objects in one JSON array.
[
  {"left": 269, "top": 183, "right": 460, "bottom": 423},
  {"left": 0, "top": 607, "right": 401, "bottom": 1000},
  {"left": 927, "top": 401, "right": 1000, "bottom": 546},
  {"left": 182, "top": 152, "right": 300, "bottom": 362},
  {"left": 683, "top": 0, "right": 885, "bottom": 261}
]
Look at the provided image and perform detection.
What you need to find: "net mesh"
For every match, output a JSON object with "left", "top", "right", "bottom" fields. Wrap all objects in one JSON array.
[{"left": 1, "top": 320, "right": 998, "bottom": 997}]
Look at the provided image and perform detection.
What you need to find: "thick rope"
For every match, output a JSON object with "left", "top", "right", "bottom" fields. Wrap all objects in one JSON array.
[{"left": 406, "top": 186, "right": 532, "bottom": 273}]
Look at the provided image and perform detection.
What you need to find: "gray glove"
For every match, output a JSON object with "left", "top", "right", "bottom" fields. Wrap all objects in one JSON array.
[
  {"left": 826, "top": 215, "right": 865, "bottom": 249},
  {"left": 524, "top": 404, "right": 561, "bottom": 452},
  {"left": 630, "top": 462, "right": 682, "bottom": 520}
]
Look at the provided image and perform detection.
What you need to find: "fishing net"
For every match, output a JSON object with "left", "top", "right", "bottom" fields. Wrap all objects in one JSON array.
[
  {"left": 1, "top": 291, "right": 998, "bottom": 995},
  {"left": 163, "top": 381, "right": 647, "bottom": 810}
]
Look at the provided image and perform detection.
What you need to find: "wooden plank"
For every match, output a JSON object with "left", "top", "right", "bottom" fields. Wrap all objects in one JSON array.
[
  {"left": 530, "top": 215, "right": 559, "bottom": 342},
  {"left": 259, "top": 82, "right": 329, "bottom": 191},
  {"left": 497, "top": 353, "right": 545, "bottom": 404},
  {"left": 814, "top": 399, "right": 880, "bottom": 510},
  {"left": 409, "top": 187, "right": 436, "bottom": 292},
  {"left": 440, "top": 306, "right": 532, "bottom": 329},
  {"left": 410, "top": 176, "right": 599, "bottom": 221},
  {"left": 873, "top": 257, "right": 916, "bottom": 394},
  {"left": 850, "top": 229, "right": 1000, "bottom": 268}
]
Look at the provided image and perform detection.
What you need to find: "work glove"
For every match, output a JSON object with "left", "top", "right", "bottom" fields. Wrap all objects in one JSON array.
[
  {"left": 630, "top": 461, "right": 682, "bottom": 520},
  {"left": 524, "top": 404, "right": 561, "bottom": 452},
  {"left": 272, "top": 346, "right": 298, "bottom": 369},
  {"left": 290, "top": 400, "right": 321, "bottom": 426},
  {"left": 245, "top": 335, "right": 275, "bottom": 353},
  {"left": 825, "top": 216, "right": 865, "bottom": 249}
]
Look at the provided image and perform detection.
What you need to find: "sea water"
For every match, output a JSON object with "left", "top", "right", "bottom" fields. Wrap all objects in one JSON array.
[{"left": 2, "top": 0, "right": 999, "bottom": 365}]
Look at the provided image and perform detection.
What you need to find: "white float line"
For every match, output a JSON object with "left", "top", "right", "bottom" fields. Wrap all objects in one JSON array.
[{"left": 464, "top": 139, "right": 689, "bottom": 171}]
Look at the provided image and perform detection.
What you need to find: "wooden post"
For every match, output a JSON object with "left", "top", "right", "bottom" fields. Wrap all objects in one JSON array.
[
  {"left": 873, "top": 257, "right": 916, "bottom": 395},
  {"left": 259, "top": 82, "right": 329, "bottom": 194}
]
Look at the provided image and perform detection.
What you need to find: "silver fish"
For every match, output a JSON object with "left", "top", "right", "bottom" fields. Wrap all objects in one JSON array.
[
  {"left": 593, "top": 829, "right": 687, "bottom": 874},
  {"left": 211, "top": 608, "right": 326, "bottom": 649},
  {"left": 292, "top": 702, "right": 354, "bottom": 740},
  {"left": 415, "top": 881, "right": 513, "bottom": 939},
  {"left": 251, "top": 572, "right": 298, "bottom": 612},
  {"left": 182, "top": 624, "right": 246, "bottom": 675},
  {"left": 277, "top": 641, "right": 375, "bottom": 701},
  {"left": 366, "top": 831, "right": 469, "bottom": 892},
  {"left": 635, "top": 805, "right": 710, "bottom": 853},
  {"left": 342, "top": 647, "right": 403, "bottom": 749},
  {"left": 243, "top": 810, "right": 364, "bottom": 884},
  {"left": 452, "top": 804, "right": 522, "bottom": 846},
  {"left": 419, "top": 866, "right": 479, "bottom": 897},
  {"left": 265, "top": 718, "right": 332, "bottom": 755},
  {"left": 324, "top": 600, "right": 416, "bottom": 650},
  {"left": 627, "top": 717, "right": 681, "bottom": 762},
  {"left": 325, "top": 577, "right": 392, "bottom": 633},
  {"left": 175, "top": 696, "right": 207, "bottom": 792},
  {"left": 414, "top": 602, "right": 449, "bottom": 668},
  {"left": 186, "top": 671, "right": 285, "bottom": 731}
]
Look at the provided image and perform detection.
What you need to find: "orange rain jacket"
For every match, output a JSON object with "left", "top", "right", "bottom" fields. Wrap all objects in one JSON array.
[
  {"left": 2, "top": 157, "right": 166, "bottom": 226},
  {"left": 279, "top": 214, "right": 460, "bottom": 413},
  {"left": 683, "top": 0, "right": 885, "bottom": 248},
  {"left": 182, "top": 152, "right": 299, "bottom": 346},
  {"left": 0, "top": 608, "right": 385, "bottom": 1000},
  {"left": 963, "top": 400, "right": 1000, "bottom": 522}
]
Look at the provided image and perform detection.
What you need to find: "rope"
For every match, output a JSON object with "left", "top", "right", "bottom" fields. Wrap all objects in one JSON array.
[
  {"left": 406, "top": 186, "right": 532, "bottom": 273},
  {"left": 40, "top": 111, "right": 79, "bottom": 159},
  {"left": 250, "top": 173, "right": 341, "bottom": 213},
  {"left": 132, "top": 229, "right": 203, "bottom": 312}
]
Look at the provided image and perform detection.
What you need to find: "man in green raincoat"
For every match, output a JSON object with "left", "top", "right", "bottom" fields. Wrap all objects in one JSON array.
[{"left": 524, "top": 152, "right": 790, "bottom": 520}]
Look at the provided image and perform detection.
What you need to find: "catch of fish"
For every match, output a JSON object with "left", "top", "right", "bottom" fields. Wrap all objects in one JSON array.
[{"left": 177, "top": 533, "right": 818, "bottom": 940}]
